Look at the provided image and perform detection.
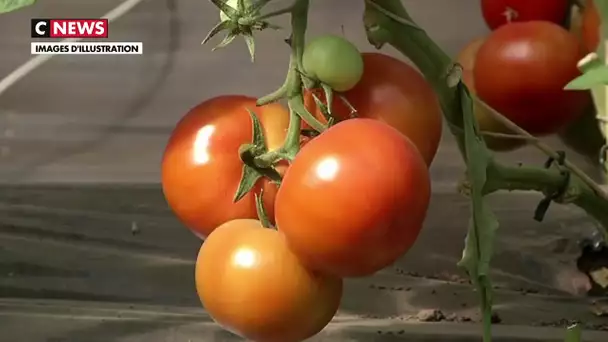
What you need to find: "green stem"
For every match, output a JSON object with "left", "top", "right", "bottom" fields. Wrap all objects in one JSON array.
[
  {"left": 254, "top": 0, "right": 313, "bottom": 165},
  {"left": 253, "top": 5, "right": 294, "bottom": 22},
  {"left": 485, "top": 162, "right": 608, "bottom": 236}
]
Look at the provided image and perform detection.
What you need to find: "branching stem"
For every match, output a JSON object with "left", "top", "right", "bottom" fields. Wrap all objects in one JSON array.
[{"left": 254, "top": 0, "right": 326, "bottom": 166}]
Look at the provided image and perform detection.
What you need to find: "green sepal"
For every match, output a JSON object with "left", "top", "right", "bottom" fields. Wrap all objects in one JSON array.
[
  {"left": 243, "top": 30, "right": 256, "bottom": 62},
  {"left": 321, "top": 83, "right": 334, "bottom": 117},
  {"left": 212, "top": 32, "right": 238, "bottom": 51},
  {"left": 0, "top": 0, "right": 35, "bottom": 14},
  {"left": 233, "top": 107, "right": 278, "bottom": 202},
  {"left": 246, "top": 108, "right": 267, "bottom": 150},
  {"left": 255, "top": 190, "right": 274, "bottom": 228},
  {"left": 233, "top": 163, "right": 262, "bottom": 202},
  {"left": 202, "top": 20, "right": 233, "bottom": 45}
]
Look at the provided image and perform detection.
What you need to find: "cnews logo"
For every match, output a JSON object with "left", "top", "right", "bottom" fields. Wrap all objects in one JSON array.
[{"left": 31, "top": 19, "right": 109, "bottom": 38}]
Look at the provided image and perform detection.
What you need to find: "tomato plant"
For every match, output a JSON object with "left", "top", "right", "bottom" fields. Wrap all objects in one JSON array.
[
  {"left": 473, "top": 21, "right": 589, "bottom": 135},
  {"left": 275, "top": 118, "right": 431, "bottom": 277},
  {"left": 161, "top": 95, "right": 289, "bottom": 238},
  {"left": 581, "top": 0, "right": 600, "bottom": 52},
  {"left": 304, "top": 52, "right": 443, "bottom": 165},
  {"left": 457, "top": 37, "right": 526, "bottom": 151},
  {"left": 302, "top": 34, "right": 364, "bottom": 92},
  {"left": 195, "top": 219, "right": 342, "bottom": 342},
  {"left": 480, "top": 0, "right": 569, "bottom": 30}
]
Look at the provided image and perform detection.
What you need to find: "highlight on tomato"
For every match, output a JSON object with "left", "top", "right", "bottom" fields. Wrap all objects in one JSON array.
[
  {"left": 275, "top": 118, "right": 431, "bottom": 278},
  {"left": 473, "top": 21, "right": 589, "bottom": 136},
  {"left": 302, "top": 34, "right": 364, "bottom": 92},
  {"left": 196, "top": 219, "right": 343, "bottom": 342},
  {"left": 457, "top": 37, "right": 526, "bottom": 152},
  {"left": 161, "top": 95, "right": 289, "bottom": 238},
  {"left": 480, "top": 0, "right": 569, "bottom": 30},
  {"left": 304, "top": 52, "right": 443, "bottom": 165}
]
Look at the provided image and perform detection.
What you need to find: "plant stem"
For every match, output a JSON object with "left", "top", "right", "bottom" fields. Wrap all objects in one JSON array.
[
  {"left": 484, "top": 161, "right": 608, "bottom": 237},
  {"left": 255, "top": 0, "right": 313, "bottom": 164},
  {"left": 363, "top": 0, "right": 608, "bottom": 233}
]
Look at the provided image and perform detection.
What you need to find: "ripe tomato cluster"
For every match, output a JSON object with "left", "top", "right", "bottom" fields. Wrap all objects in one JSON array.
[
  {"left": 161, "top": 34, "right": 439, "bottom": 341},
  {"left": 160, "top": 3, "right": 601, "bottom": 338},
  {"left": 459, "top": 0, "right": 593, "bottom": 151}
]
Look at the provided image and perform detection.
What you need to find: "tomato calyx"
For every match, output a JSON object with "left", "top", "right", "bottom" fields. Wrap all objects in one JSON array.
[
  {"left": 234, "top": 109, "right": 282, "bottom": 204},
  {"left": 204, "top": 0, "right": 283, "bottom": 61}
]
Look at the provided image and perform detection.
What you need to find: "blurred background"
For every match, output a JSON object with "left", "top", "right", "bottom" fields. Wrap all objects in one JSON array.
[{"left": 1, "top": 0, "right": 608, "bottom": 341}]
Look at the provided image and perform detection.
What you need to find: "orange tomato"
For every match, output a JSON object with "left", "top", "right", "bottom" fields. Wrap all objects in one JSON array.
[
  {"left": 275, "top": 119, "right": 431, "bottom": 277},
  {"left": 196, "top": 219, "right": 343, "bottom": 342},
  {"left": 161, "top": 95, "right": 289, "bottom": 238},
  {"left": 304, "top": 52, "right": 443, "bottom": 166}
]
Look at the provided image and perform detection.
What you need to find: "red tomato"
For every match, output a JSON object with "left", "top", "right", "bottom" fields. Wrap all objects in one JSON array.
[
  {"left": 581, "top": 0, "right": 600, "bottom": 52},
  {"left": 457, "top": 37, "right": 527, "bottom": 151},
  {"left": 480, "top": 0, "right": 569, "bottom": 30},
  {"left": 196, "top": 219, "right": 342, "bottom": 342},
  {"left": 161, "top": 95, "right": 289, "bottom": 238},
  {"left": 275, "top": 119, "right": 431, "bottom": 277},
  {"left": 473, "top": 21, "right": 588, "bottom": 135},
  {"left": 304, "top": 52, "right": 443, "bottom": 166}
]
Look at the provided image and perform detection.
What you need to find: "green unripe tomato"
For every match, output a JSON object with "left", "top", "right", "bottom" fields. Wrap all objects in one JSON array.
[{"left": 302, "top": 35, "right": 364, "bottom": 92}]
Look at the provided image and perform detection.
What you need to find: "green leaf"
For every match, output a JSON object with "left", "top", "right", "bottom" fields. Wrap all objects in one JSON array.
[
  {"left": 0, "top": 0, "right": 36, "bottom": 14},
  {"left": 565, "top": 65, "right": 608, "bottom": 90},
  {"left": 233, "top": 164, "right": 262, "bottom": 202},
  {"left": 457, "top": 84, "right": 498, "bottom": 280},
  {"left": 456, "top": 82, "right": 499, "bottom": 340},
  {"left": 255, "top": 190, "right": 273, "bottom": 228}
]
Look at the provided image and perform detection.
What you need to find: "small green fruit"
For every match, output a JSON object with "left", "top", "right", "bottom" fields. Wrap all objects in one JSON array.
[{"left": 302, "top": 35, "right": 364, "bottom": 92}]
